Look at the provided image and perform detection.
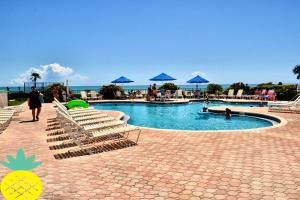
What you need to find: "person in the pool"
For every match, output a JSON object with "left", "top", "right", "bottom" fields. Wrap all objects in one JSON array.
[{"left": 225, "top": 108, "right": 232, "bottom": 119}]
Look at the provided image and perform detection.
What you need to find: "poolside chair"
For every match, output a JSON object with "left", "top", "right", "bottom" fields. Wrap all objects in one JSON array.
[
  {"left": 235, "top": 89, "right": 244, "bottom": 99},
  {"left": 156, "top": 92, "right": 163, "bottom": 101},
  {"left": 208, "top": 92, "right": 217, "bottom": 99},
  {"left": 269, "top": 101, "right": 300, "bottom": 113},
  {"left": 175, "top": 90, "right": 183, "bottom": 99},
  {"left": 0, "top": 108, "right": 14, "bottom": 132},
  {"left": 259, "top": 89, "right": 268, "bottom": 100},
  {"left": 53, "top": 109, "right": 141, "bottom": 155},
  {"left": 56, "top": 109, "right": 125, "bottom": 131},
  {"left": 141, "top": 90, "right": 147, "bottom": 97},
  {"left": 90, "top": 91, "right": 102, "bottom": 100},
  {"left": 53, "top": 100, "right": 114, "bottom": 123},
  {"left": 53, "top": 99, "right": 104, "bottom": 118},
  {"left": 165, "top": 90, "right": 172, "bottom": 99},
  {"left": 80, "top": 91, "right": 89, "bottom": 100},
  {"left": 266, "top": 90, "right": 276, "bottom": 101},
  {"left": 135, "top": 90, "right": 143, "bottom": 99},
  {"left": 56, "top": 106, "right": 104, "bottom": 119},
  {"left": 268, "top": 95, "right": 300, "bottom": 107},
  {"left": 225, "top": 89, "right": 235, "bottom": 99},
  {"left": 76, "top": 117, "right": 115, "bottom": 126},
  {"left": 183, "top": 91, "right": 193, "bottom": 99},
  {"left": 115, "top": 91, "right": 125, "bottom": 99}
]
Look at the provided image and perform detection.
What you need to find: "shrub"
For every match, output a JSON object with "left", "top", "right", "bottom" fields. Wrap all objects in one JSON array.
[
  {"left": 159, "top": 83, "right": 179, "bottom": 91},
  {"left": 43, "top": 83, "right": 67, "bottom": 103},
  {"left": 227, "top": 82, "right": 251, "bottom": 94},
  {"left": 274, "top": 85, "right": 297, "bottom": 100},
  {"left": 256, "top": 82, "right": 274, "bottom": 89},
  {"left": 100, "top": 84, "right": 124, "bottom": 99},
  {"left": 207, "top": 84, "right": 223, "bottom": 94}
]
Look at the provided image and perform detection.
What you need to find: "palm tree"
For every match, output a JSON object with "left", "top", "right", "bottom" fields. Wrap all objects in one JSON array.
[
  {"left": 30, "top": 72, "right": 41, "bottom": 87},
  {"left": 293, "top": 65, "right": 300, "bottom": 79}
]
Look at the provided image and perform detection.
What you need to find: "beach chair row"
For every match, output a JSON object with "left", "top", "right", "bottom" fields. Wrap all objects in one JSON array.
[
  {"left": 80, "top": 91, "right": 103, "bottom": 100},
  {"left": 0, "top": 105, "right": 23, "bottom": 132},
  {"left": 207, "top": 89, "right": 276, "bottom": 100},
  {"left": 51, "top": 98, "right": 141, "bottom": 155}
]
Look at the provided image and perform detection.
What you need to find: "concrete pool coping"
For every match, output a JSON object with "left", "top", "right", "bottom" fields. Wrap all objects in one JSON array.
[
  {"left": 98, "top": 105, "right": 288, "bottom": 133},
  {"left": 88, "top": 98, "right": 270, "bottom": 104}
]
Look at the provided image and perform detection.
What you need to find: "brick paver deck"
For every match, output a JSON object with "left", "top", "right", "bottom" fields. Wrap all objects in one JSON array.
[{"left": 0, "top": 103, "right": 299, "bottom": 200}]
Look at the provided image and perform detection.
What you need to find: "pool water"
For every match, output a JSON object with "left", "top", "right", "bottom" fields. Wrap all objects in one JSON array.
[{"left": 93, "top": 102, "right": 276, "bottom": 131}]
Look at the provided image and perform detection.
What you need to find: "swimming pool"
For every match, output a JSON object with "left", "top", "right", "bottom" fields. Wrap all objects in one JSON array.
[{"left": 93, "top": 102, "right": 277, "bottom": 131}]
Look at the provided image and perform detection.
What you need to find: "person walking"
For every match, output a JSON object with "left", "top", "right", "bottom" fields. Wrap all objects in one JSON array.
[{"left": 28, "top": 86, "right": 42, "bottom": 121}]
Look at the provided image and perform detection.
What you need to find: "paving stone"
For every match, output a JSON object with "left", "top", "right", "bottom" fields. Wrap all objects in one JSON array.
[{"left": 0, "top": 103, "right": 299, "bottom": 199}]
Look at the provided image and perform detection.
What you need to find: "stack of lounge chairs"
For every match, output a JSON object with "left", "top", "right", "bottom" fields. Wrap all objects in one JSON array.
[
  {"left": 0, "top": 105, "right": 23, "bottom": 132},
  {"left": 268, "top": 95, "right": 300, "bottom": 113},
  {"left": 48, "top": 98, "right": 141, "bottom": 158}
]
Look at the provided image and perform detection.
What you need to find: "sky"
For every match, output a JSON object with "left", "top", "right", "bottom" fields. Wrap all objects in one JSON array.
[{"left": 0, "top": 0, "right": 299, "bottom": 86}]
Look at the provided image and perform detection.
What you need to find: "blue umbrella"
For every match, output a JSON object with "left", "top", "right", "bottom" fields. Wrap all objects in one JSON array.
[
  {"left": 111, "top": 76, "right": 134, "bottom": 83},
  {"left": 187, "top": 75, "right": 209, "bottom": 92},
  {"left": 150, "top": 73, "right": 176, "bottom": 81},
  {"left": 187, "top": 75, "right": 209, "bottom": 84}
]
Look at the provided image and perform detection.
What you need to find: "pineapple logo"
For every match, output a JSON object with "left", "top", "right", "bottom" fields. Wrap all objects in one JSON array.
[{"left": 0, "top": 149, "right": 43, "bottom": 200}]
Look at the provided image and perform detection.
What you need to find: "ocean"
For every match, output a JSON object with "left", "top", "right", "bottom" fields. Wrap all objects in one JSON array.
[{"left": 0, "top": 84, "right": 257, "bottom": 93}]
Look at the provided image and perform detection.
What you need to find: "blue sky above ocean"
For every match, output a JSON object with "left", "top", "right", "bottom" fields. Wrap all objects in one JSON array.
[{"left": 0, "top": 0, "right": 299, "bottom": 86}]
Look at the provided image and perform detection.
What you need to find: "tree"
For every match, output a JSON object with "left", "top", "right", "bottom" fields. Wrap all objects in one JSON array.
[
  {"left": 44, "top": 83, "right": 67, "bottom": 102},
  {"left": 207, "top": 84, "right": 223, "bottom": 94},
  {"left": 159, "top": 83, "right": 179, "bottom": 91},
  {"left": 293, "top": 65, "right": 300, "bottom": 79},
  {"left": 30, "top": 72, "right": 41, "bottom": 87}
]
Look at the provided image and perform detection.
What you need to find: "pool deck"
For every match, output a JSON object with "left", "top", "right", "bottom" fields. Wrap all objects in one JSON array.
[{"left": 0, "top": 103, "right": 300, "bottom": 199}]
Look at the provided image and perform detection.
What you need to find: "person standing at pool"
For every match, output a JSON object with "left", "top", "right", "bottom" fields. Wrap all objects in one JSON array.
[
  {"left": 28, "top": 86, "right": 42, "bottom": 121},
  {"left": 152, "top": 84, "right": 157, "bottom": 100},
  {"left": 147, "top": 85, "right": 152, "bottom": 101}
]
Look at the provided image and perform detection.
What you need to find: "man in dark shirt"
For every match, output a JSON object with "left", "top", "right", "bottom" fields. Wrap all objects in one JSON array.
[{"left": 28, "top": 86, "right": 42, "bottom": 121}]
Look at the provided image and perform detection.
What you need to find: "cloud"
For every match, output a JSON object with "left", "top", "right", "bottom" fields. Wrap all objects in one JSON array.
[
  {"left": 10, "top": 63, "right": 88, "bottom": 85},
  {"left": 192, "top": 71, "right": 208, "bottom": 78}
]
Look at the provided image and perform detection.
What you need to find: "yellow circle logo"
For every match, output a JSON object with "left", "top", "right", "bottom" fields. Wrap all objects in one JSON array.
[{"left": 1, "top": 170, "right": 42, "bottom": 200}]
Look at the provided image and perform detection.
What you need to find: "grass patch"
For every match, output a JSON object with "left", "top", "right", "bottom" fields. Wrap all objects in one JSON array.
[{"left": 8, "top": 98, "right": 26, "bottom": 106}]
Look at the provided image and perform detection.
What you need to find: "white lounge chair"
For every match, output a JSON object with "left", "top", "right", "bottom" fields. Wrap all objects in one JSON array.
[
  {"left": 0, "top": 108, "right": 15, "bottom": 131},
  {"left": 269, "top": 103, "right": 300, "bottom": 113},
  {"left": 80, "top": 91, "right": 89, "bottom": 100},
  {"left": 53, "top": 99, "right": 99, "bottom": 115},
  {"left": 235, "top": 89, "right": 243, "bottom": 99},
  {"left": 226, "top": 89, "right": 235, "bottom": 99},
  {"left": 53, "top": 109, "right": 141, "bottom": 153},
  {"left": 175, "top": 90, "right": 183, "bottom": 98},
  {"left": 90, "top": 91, "right": 102, "bottom": 100},
  {"left": 268, "top": 95, "right": 300, "bottom": 107}
]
